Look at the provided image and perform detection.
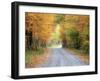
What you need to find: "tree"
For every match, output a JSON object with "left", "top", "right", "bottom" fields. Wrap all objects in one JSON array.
[
  {"left": 25, "top": 12, "right": 55, "bottom": 50},
  {"left": 59, "top": 14, "right": 89, "bottom": 52}
]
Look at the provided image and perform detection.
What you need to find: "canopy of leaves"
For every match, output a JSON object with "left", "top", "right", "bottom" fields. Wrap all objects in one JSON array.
[
  {"left": 25, "top": 12, "right": 56, "bottom": 50},
  {"left": 59, "top": 14, "right": 89, "bottom": 53},
  {"left": 25, "top": 13, "right": 89, "bottom": 53}
]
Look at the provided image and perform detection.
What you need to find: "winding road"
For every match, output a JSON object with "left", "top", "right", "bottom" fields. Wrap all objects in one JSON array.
[{"left": 39, "top": 48, "right": 87, "bottom": 67}]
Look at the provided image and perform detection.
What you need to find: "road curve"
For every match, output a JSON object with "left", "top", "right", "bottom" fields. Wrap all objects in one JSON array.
[{"left": 39, "top": 48, "right": 87, "bottom": 67}]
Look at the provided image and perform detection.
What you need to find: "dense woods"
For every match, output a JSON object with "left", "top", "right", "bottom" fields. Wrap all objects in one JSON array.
[
  {"left": 59, "top": 15, "right": 89, "bottom": 53},
  {"left": 25, "top": 12, "right": 56, "bottom": 51},
  {"left": 25, "top": 13, "right": 89, "bottom": 54}
]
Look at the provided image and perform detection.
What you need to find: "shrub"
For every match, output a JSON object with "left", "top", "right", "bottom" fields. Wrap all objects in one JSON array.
[
  {"left": 66, "top": 27, "right": 81, "bottom": 49},
  {"left": 81, "top": 41, "right": 89, "bottom": 53}
]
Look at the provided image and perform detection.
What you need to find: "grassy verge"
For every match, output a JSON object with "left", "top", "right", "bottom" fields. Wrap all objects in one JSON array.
[
  {"left": 66, "top": 48, "right": 89, "bottom": 64},
  {"left": 25, "top": 48, "right": 44, "bottom": 64},
  {"left": 25, "top": 48, "right": 49, "bottom": 68}
]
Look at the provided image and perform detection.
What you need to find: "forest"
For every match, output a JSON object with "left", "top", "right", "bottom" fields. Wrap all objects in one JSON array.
[{"left": 25, "top": 12, "right": 89, "bottom": 68}]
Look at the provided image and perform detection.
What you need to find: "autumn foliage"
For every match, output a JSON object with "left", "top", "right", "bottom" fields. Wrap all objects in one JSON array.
[
  {"left": 25, "top": 13, "right": 89, "bottom": 53},
  {"left": 25, "top": 12, "right": 55, "bottom": 50},
  {"left": 59, "top": 15, "right": 89, "bottom": 53}
]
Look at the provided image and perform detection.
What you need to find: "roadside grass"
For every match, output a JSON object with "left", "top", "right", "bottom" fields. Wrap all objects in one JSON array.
[
  {"left": 25, "top": 48, "right": 44, "bottom": 65},
  {"left": 66, "top": 48, "right": 89, "bottom": 64},
  {"left": 25, "top": 48, "right": 49, "bottom": 68},
  {"left": 26, "top": 48, "right": 44, "bottom": 55},
  {"left": 68, "top": 48, "right": 88, "bottom": 55}
]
